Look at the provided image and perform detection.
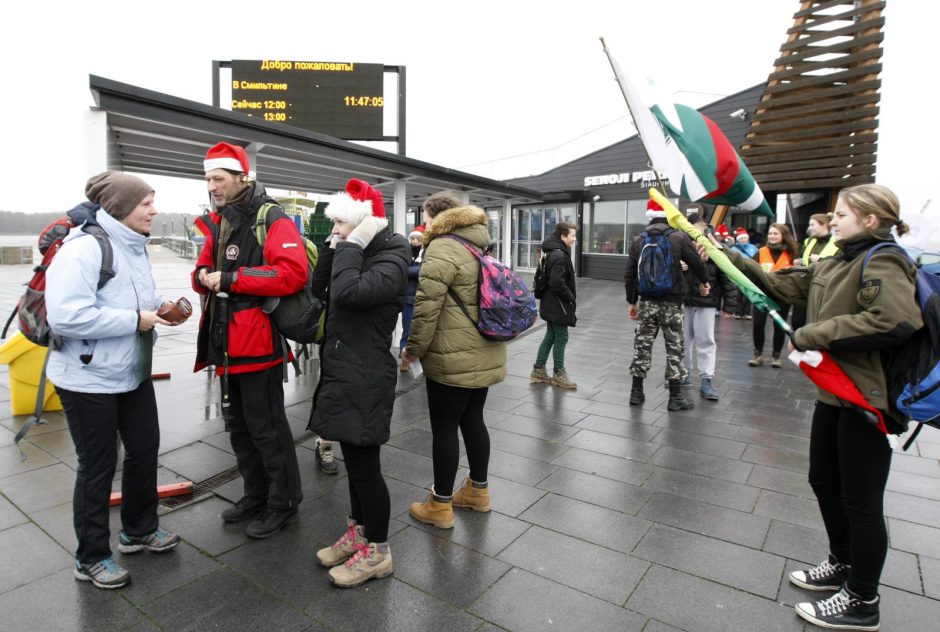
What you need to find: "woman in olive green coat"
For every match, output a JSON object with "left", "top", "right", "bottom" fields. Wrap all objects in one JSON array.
[
  {"left": 724, "top": 184, "right": 920, "bottom": 631},
  {"left": 404, "top": 192, "right": 506, "bottom": 529}
]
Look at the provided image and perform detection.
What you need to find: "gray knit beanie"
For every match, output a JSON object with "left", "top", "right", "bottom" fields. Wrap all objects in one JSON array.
[{"left": 85, "top": 171, "right": 153, "bottom": 220}]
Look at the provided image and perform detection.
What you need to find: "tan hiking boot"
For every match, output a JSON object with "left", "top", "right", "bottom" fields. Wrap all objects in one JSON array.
[
  {"left": 328, "top": 543, "right": 393, "bottom": 588},
  {"left": 409, "top": 493, "right": 455, "bottom": 529},
  {"left": 316, "top": 518, "right": 366, "bottom": 568},
  {"left": 452, "top": 478, "right": 492, "bottom": 512},
  {"left": 748, "top": 352, "right": 764, "bottom": 367},
  {"left": 771, "top": 353, "right": 783, "bottom": 369},
  {"left": 551, "top": 368, "right": 577, "bottom": 389},
  {"left": 530, "top": 365, "right": 552, "bottom": 384}
]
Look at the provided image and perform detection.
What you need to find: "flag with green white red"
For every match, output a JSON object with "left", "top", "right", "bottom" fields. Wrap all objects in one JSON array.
[{"left": 601, "top": 41, "right": 775, "bottom": 219}]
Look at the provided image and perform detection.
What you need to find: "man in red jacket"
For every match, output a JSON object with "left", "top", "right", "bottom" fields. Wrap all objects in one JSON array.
[{"left": 192, "top": 142, "right": 308, "bottom": 539}]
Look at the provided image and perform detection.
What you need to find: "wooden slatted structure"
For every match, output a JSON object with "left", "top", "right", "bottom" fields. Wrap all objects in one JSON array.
[{"left": 740, "top": 0, "right": 885, "bottom": 193}]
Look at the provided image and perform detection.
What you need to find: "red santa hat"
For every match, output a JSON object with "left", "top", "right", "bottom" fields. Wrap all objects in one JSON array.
[
  {"left": 645, "top": 199, "right": 666, "bottom": 219},
  {"left": 325, "top": 178, "right": 386, "bottom": 226},
  {"left": 409, "top": 224, "right": 426, "bottom": 240},
  {"left": 203, "top": 142, "right": 252, "bottom": 176},
  {"left": 715, "top": 223, "right": 731, "bottom": 239},
  {"left": 734, "top": 227, "right": 749, "bottom": 238}
]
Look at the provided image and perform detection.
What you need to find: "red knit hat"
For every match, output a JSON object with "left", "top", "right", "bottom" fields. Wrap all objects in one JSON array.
[
  {"left": 204, "top": 142, "right": 250, "bottom": 175},
  {"left": 325, "top": 178, "right": 386, "bottom": 226}
]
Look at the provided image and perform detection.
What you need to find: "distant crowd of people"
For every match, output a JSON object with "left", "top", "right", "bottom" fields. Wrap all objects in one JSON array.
[{"left": 43, "top": 142, "right": 918, "bottom": 630}]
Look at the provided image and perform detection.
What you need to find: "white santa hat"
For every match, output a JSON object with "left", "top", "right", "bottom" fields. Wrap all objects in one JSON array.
[
  {"left": 203, "top": 142, "right": 255, "bottom": 179},
  {"left": 325, "top": 178, "right": 386, "bottom": 226}
]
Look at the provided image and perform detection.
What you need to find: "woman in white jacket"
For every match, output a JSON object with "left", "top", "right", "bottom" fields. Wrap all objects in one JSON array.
[{"left": 46, "top": 172, "right": 181, "bottom": 590}]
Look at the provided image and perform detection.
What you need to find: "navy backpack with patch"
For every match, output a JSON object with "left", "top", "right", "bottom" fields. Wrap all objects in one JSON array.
[
  {"left": 862, "top": 243, "right": 940, "bottom": 449},
  {"left": 637, "top": 228, "right": 676, "bottom": 296}
]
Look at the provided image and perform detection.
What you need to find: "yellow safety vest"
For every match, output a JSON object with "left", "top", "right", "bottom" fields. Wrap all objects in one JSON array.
[{"left": 802, "top": 236, "right": 840, "bottom": 265}]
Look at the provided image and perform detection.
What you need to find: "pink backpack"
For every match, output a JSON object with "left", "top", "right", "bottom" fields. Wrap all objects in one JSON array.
[{"left": 441, "top": 235, "right": 537, "bottom": 341}]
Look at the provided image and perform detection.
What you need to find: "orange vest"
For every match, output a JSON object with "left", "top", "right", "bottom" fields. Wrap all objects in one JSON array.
[{"left": 758, "top": 246, "right": 793, "bottom": 272}]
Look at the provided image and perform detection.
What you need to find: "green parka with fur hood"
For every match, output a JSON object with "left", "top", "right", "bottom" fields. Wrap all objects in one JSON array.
[{"left": 406, "top": 205, "right": 507, "bottom": 388}]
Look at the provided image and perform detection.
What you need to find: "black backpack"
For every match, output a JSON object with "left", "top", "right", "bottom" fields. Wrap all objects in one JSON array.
[
  {"left": 253, "top": 203, "right": 323, "bottom": 345},
  {"left": 533, "top": 251, "right": 551, "bottom": 299}
]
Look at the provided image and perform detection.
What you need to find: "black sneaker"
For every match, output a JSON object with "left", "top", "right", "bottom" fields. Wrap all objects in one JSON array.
[
  {"left": 795, "top": 586, "right": 880, "bottom": 631},
  {"left": 790, "top": 554, "right": 850, "bottom": 591},
  {"left": 316, "top": 439, "right": 338, "bottom": 475},
  {"left": 245, "top": 506, "right": 298, "bottom": 539},
  {"left": 221, "top": 496, "right": 267, "bottom": 524}
]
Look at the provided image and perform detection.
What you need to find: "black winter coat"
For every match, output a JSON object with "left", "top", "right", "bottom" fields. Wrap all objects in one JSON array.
[
  {"left": 538, "top": 234, "right": 577, "bottom": 326},
  {"left": 308, "top": 226, "right": 410, "bottom": 446},
  {"left": 683, "top": 259, "right": 739, "bottom": 312}
]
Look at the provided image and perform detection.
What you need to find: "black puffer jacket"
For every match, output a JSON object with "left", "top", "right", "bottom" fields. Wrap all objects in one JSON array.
[
  {"left": 538, "top": 234, "right": 577, "bottom": 326},
  {"left": 308, "top": 226, "right": 410, "bottom": 446},
  {"left": 684, "top": 259, "right": 739, "bottom": 312}
]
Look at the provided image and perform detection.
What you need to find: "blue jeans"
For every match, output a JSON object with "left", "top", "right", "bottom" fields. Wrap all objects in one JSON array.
[{"left": 400, "top": 302, "right": 414, "bottom": 353}]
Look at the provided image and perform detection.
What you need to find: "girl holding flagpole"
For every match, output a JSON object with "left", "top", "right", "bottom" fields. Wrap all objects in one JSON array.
[{"left": 721, "top": 184, "right": 921, "bottom": 631}]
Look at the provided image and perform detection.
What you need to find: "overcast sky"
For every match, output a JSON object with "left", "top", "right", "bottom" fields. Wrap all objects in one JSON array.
[{"left": 1, "top": 0, "right": 935, "bottom": 219}]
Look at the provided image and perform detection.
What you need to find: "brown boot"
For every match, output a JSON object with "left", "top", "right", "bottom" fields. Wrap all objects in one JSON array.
[
  {"left": 771, "top": 353, "right": 783, "bottom": 369},
  {"left": 748, "top": 352, "right": 764, "bottom": 367},
  {"left": 409, "top": 492, "right": 455, "bottom": 529},
  {"left": 452, "top": 478, "right": 491, "bottom": 512},
  {"left": 328, "top": 542, "right": 393, "bottom": 588},
  {"left": 530, "top": 365, "right": 551, "bottom": 384},
  {"left": 316, "top": 517, "right": 366, "bottom": 568},
  {"left": 399, "top": 357, "right": 410, "bottom": 373},
  {"left": 551, "top": 368, "right": 577, "bottom": 390}
]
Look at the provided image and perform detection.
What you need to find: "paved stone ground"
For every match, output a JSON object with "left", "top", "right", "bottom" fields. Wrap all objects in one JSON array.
[{"left": 1, "top": 245, "right": 940, "bottom": 631}]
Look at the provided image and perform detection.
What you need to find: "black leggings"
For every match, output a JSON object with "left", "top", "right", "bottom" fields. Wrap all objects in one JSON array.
[
  {"left": 809, "top": 402, "right": 893, "bottom": 599},
  {"left": 338, "top": 443, "right": 390, "bottom": 543},
  {"left": 752, "top": 302, "right": 791, "bottom": 355},
  {"left": 426, "top": 378, "right": 490, "bottom": 497}
]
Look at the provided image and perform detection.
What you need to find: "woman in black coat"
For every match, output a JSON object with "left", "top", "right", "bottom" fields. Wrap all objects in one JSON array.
[
  {"left": 530, "top": 222, "right": 578, "bottom": 389},
  {"left": 307, "top": 179, "right": 409, "bottom": 589}
]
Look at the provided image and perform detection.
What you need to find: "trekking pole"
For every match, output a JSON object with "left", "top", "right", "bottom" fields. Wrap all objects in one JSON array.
[{"left": 216, "top": 291, "right": 233, "bottom": 424}]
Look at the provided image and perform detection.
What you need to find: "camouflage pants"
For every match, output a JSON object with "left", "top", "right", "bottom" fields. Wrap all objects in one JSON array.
[{"left": 630, "top": 300, "right": 687, "bottom": 381}]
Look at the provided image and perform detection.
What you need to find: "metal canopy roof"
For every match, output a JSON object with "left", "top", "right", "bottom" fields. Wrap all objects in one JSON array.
[{"left": 89, "top": 75, "right": 543, "bottom": 209}]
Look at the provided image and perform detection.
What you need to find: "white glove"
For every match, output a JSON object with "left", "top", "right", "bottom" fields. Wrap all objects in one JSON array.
[{"left": 347, "top": 216, "right": 388, "bottom": 248}]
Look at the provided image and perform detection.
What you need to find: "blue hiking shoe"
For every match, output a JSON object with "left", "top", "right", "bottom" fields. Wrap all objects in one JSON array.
[
  {"left": 700, "top": 378, "right": 719, "bottom": 401},
  {"left": 74, "top": 556, "right": 130, "bottom": 589},
  {"left": 118, "top": 528, "right": 180, "bottom": 554}
]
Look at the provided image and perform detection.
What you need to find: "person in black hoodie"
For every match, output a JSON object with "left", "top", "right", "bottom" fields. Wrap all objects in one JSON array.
[
  {"left": 530, "top": 222, "right": 579, "bottom": 389},
  {"left": 308, "top": 179, "right": 410, "bottom": 589},
  {"left": 624, "top": 200, "right": 710, "bottom": 410},
  {"left": 680, "top": 213, "right": 738, "bottom": 401}
]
